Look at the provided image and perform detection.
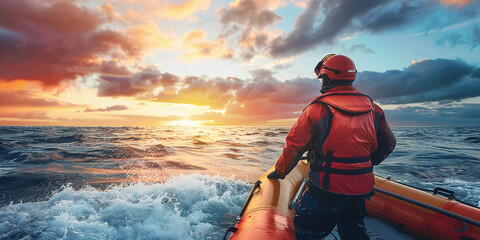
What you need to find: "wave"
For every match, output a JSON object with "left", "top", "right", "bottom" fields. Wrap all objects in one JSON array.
[
  {"left": 464, "top": 137, "right": 480, "bottom": 143},
  {"left": 395, "top": 178, "right": 480, "bottom": 207},
  {"left": 0, "top": 175, "right": 250, "bottom": 240},
  {"left": 192, "top": 140, "right": 209, "bottom": 145},
  {"left": 36, "top": 134, "right": 88, "bottom": 144}
]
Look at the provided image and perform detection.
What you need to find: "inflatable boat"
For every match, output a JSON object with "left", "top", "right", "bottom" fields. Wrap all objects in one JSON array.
[{"left": 224, "top": 160, "right": 480, "bottom": 240}]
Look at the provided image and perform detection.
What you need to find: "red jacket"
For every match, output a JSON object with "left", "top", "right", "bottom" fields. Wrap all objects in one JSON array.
[{"left": 275, "top": 86, "right": 396, "bottom": 196}]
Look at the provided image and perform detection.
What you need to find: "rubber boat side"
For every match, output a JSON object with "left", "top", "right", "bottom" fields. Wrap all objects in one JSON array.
[
  {"left": 367, "top": 176, "right": 480, "bottom": 239},
  {"left": 228, "top": 161, "right": 309, "bottom": 240},
  {"left": 226, "top": 161, "right": 480, "bottom": 240}
]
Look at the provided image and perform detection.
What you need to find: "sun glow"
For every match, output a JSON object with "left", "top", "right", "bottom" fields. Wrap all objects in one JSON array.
[{"left": 167, "top": 119, "right": 204, "bottom": 126}]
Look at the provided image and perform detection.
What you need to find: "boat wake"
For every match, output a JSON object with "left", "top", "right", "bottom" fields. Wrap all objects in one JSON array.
[{"left": 0, "top": 174, "right": 251, "bottom": 240}]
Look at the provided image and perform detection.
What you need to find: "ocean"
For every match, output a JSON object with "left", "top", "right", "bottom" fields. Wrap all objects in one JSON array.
[{"left": 0, "top": 126, "right": 479, "bottom": 239}]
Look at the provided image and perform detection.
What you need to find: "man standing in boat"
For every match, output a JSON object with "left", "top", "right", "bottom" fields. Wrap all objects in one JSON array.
[{"left": 268, "top": 54, "right": 396, "bottom": 240}]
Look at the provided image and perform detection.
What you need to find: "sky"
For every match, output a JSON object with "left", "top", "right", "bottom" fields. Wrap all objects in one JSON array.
[{"left": 0, "top": 0, "right": 479, "bottom": 127}]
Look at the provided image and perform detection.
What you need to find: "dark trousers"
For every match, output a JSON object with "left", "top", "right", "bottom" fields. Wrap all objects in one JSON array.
[{"left": 293, "top": 186, "right": 370, "bottom": 240}]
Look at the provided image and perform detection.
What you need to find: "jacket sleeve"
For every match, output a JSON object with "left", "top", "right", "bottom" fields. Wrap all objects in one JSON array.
[
  {"left": 275, "top": 104, "right": 325, "bottom": 178},
  {"left": 371, "top": 104, "right": 396, "bottom": 165}
]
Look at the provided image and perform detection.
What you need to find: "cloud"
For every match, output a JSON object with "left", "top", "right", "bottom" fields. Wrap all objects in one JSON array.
[
  {"left": 126, "top": 23, "right": 175, "bottom": 51},
  {"left": 435, "top": 27, "right": 480, "bottom": 49},
  {"left": 220, "top": 0, "right": 283, "bottom": 60},
  {"left": 384, "top": 104, "right": 480, "bottom": 126},
  {"left": 268, "top": 0, "right": 478, "bottom": 58},
  {"left": 187, "top": 79, "right": 318, "bottom": 125},
  {"left": 269, "top": 0, "right": 385, "bottom": 57},
  {"left": 0, "top": 0, "right": 167, "bottom": 86},
  {"left": 355, "top": 58, "right": 480, "bottom": 104},
  {"left": 97, "top": 66, "right": 179, "bottom": 97},
  {"left": 98, "top": 60, "right": 132, "bottom": 76},
  {"left": 436, "top": 33, "right": 465, "bottom": 47},
  {"left": 473, "top": 27, "right": 480, "bottom": 49},
  {"left": 220, "top": 0, "right": 282, "bottom": 28},
  {"left": 205, "top": 70, "right": 322, "bottom": 124},
  {"left": 153, "top": 76, "right": 245, "bottom": 109},
  {"left": 437, "top": 0, "right": 473, "bottom": 8},
  {"left": 98, "top": 0, "right": 211, "bottom": 22},
  {"left": 0, "top": 111, "right": 50, "bottom": 120},
  {"left": 291, "top": 0, "right": 308, "bottom": 8},
  {"left": 357, "top": 1, "right": 429, "bottom": 33},
  {"left": 84, "top": 105, "right": 128, "bottom": 112},
  {"left": 348, "top": 44, "right": 375, "bottom": 54},
  {"left": 180, "top": 30, "right": 234, "bottom": 61},
  {"left": 161, "top": 0, "right": 212, "bottom": 20},
  {"left": 0, "top": 91, "right": 77, "bottom": 108},
  {"left": 96, "top": 65, "right": 243, "bottom": 109}
]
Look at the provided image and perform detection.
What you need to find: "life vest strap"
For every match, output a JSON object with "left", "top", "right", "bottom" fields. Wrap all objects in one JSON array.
[
  {"left": 318, "top": 166, "right": 373, "bottom": 176},
  {"left": 328, "top": 155, "right": 371, "bottom": 164},
  {"left": 322, "top": 151, "right": 333, "bottom": 190}
]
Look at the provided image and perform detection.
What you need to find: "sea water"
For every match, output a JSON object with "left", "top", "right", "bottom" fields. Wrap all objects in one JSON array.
[{"left": 0, "top": 126, "right": 479, "bottom": 239}]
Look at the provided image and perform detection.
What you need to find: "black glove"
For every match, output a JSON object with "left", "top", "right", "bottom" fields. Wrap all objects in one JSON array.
[{"left": 267, "top": 170, "right": 285, "bottom": 180}]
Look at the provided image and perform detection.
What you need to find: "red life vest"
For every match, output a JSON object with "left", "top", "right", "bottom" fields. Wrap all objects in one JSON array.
[{"left": 308, "top": 89, "right": 379, "bottom": 196}]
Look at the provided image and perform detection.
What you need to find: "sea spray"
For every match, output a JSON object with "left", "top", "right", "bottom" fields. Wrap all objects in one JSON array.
[{"left": 0, "top": 174, "right": 251, "bottom": 240}]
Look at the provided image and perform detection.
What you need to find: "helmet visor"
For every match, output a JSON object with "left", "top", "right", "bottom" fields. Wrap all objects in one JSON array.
[{"left": 314, "top": 54, "right": 336, "bottom": 78}]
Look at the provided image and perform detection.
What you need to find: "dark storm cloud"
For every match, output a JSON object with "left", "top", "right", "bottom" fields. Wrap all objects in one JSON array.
[
  {"left": 472, "top": 67, "right": 480, "bottom": 78},
  {"left": 84, "top": 105, "right": 128, "bottom": 112},
  {"left": 355, "top": 58, "right": 480, "bottom": 104},
  {"left": 270, "top": 0, "right": 388, "bottom": 57},
  {"left": 357, "top": 1, "right": 429, "bottom": 33},
  {"left": 269, "top": 0, "right": 476, "bottom": 57}
]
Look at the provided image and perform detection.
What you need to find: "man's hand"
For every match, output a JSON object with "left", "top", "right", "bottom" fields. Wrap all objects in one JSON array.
[{"left": 267, "top": 170, "right": 285, "bottom": 180}]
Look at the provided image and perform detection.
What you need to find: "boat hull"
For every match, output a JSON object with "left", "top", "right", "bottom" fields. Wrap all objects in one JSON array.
[{"left": 227, "top": 161, "right": 480, "bottom": 240}]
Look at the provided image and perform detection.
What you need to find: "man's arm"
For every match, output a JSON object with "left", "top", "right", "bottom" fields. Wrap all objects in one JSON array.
[
  {"left": 371, "top": 105, "right": 396, "bottom": 165},
  {"left": 270, "top": 104, "right": 326, "bottom": 179}
]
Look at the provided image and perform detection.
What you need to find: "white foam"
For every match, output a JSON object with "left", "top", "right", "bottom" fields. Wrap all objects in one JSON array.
[
  {"left": 396, "top": 178, "right": 480, "bottom": 207},
  {"left": 0, "top": 174, "right": 251, "bottom": 240}
]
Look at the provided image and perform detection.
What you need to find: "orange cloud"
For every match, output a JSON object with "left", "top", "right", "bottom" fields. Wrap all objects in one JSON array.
[
  {"left": 0, "top": 111, "right": 50, "bottom": 120},
  {"left": 126, "top": 23, "right": 175, "bottom": 52},
  {"left": 153, "top": 76, "right": 244, "bottom": 109},
  {"left": 437, "top": 0, "right": 472, "bottom": 8},
  {"left": 0, "top": 0, "right": 161, "bottom": 87},
  {"left": 180, "top": 30, "right": 234, "bottom": 61},
  {"left": 107, "top": 0, "right": 211, "bottom": 22},
  {"left": 162, "top": 0, "right": 212, "bottom": 20}
]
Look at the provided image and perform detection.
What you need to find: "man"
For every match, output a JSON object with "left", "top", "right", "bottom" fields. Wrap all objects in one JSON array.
[{"left": 267, "top": 54, "right": 396, "bottom": 240}]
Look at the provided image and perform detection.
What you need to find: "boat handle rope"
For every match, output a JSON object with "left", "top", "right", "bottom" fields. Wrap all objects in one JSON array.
[
  {"left": 222, "top": 180, "right": 262, "bottom": 240},
  {"left": 290, "top": 178, "right": 308, "bottom": 209},
  {"left": 238, "top": 180, "right": 262, "bottom": 220},
  {"left": 373, "top": 187, "right": 480, "bottom": 228},
  {"left": 378, "top": 175, "right": 477, "bottom": 208},
  {"left": 433, "top": 187, "right": 455, "bottom": 199}
]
